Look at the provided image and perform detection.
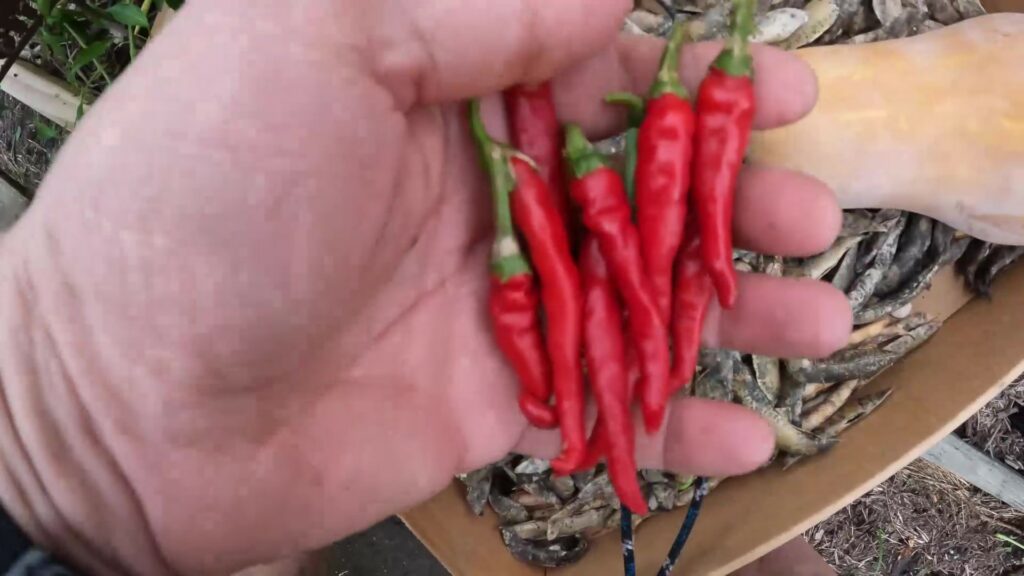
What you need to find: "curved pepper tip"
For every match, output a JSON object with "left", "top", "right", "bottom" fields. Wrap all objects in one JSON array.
[
  {"left": 518, "top": 393, "right": 559, "bottom": 430},
  {"left": 643, "top": 405, "right": 667, "bottom": 435}
]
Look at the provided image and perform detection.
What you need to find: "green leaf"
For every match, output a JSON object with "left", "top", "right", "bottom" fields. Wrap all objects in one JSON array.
[
  {"left": 39, "top": 28, "right": 64, "bottom": 56},
  {"left": 36, "top": 0, "right": 52, "bottom": 18},
  {"left": 166, "top": 0, "right": 185, "bottom": 9},
  {"left": 108, "top": 3, "right": 150, "bottom": 28},
  {"left": 34, "top": 118, "right": 59, "bottom": 143},
  {"left": 69, "top": 39, "right": 111, "bottom": 77}
]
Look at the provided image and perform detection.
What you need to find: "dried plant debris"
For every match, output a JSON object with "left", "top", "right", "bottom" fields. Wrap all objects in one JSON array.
[
  {"left": 961, "top": 375, "right": 1024, "bottom": 473},
  {"left": 809, "top": 459, "right": 1024, "bottom": 575}
]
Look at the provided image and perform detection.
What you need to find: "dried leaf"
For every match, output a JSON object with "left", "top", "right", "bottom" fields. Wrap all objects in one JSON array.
[
  {"left": 751, "top": 8, "right": 809, "bottom": 43},
  {"left": 775, "top": 0, "right": 839, "bottom": 49}
]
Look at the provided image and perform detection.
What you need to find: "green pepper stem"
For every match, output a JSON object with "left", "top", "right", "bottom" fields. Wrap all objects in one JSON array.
[
  {"left": 564, "top": 125, "right": 608, "bottom": 179},
  {"left": 713, "top": 0, "right": 756, "bottom": 77},
  {"left": 468, "top": 100, "right": 532, "bottom": 280},
  {"left": 651, "top": 24, "right": 690, "bottom": 99},
  {"left": 605, "top": 92, "right": 646, "bottom": 127}
]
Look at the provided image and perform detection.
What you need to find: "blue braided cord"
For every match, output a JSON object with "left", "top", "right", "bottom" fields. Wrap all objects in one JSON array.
[
  {"left": 621, "top": 506, "right": 636, "bottom": 576},
  {"left": 656, "top": 477, "right": 710, "bottom": 576}
]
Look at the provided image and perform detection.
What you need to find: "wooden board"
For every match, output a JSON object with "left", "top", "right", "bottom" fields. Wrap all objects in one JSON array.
[
  {"left": 0, "top": 60, "right": 80, "bottom": 129},
  {"left": 923, "top": 435, "right": 1024, "bottom": 510}
]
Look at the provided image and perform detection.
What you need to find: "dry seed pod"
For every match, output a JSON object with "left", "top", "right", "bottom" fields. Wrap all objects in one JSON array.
[
  {"left": 856, "top": 211, "right": 906, "bottom": 273},
  {"left": 761, "top": 403, "right": 836, "bottom": 455},
  {"left": 972, "top": 246, "right": 1024, "bottom": 297},
  {"left": 775, "top": 0, "right": 839, "bottom": 48},
  {"left": 848, "top": 214, "right": 907, "bottom": 311},
  {"left": 506, "top": 519, "right": 549, "bottom": 540},
  {"left": 628, "top": 9, "right": 670, "bottom": 34},
  {"left": 817, "top": 0, "right": 870, "bottom": 43},
  {"left": 819, "top": 389, "right": 894, "bottom": 436},
  {"left": 831, "top": 243, "right": 859, "bottom": 292},
  {"left": 786, "top": 348, "right": 900, "bottom": 384},
  {"left": 681, "top": 3, "right": 732, "bottom": 41},
  {"left": 881, "top": 321, "right": 941, "bottom": 356},
  {"left": 920, "top": 19, "right": 946, "bottom": 31},
  {"left": 490, "top": 492, "right": 530, "bottom": 525},
  {"left": 548, "top": 475, "right": 577, "bottom": 501},
  {"left": 958, "top": 240, "right": 995, "bottom": 282},
  {"left": 523, "top": 481, "right": 562, "bottom": 506},
  {"left": 850, "top": 6, "right": 928, "bottom": 41},
  {"left": 458, "top": 466, "right": 493, "bottom": 516},
  {"left": 751, "top": 8, "right": 809, "bottom": 42},
  {"left": 953, "top": 0, "right": 986, "bottom": 18},
  {"left": 841, "top": 210, "right": 886, "bottom": 237},
  {"left": 515, "top": 457, "right": 551, "bottom": 476},
  {"left": 753, "top": 355, "right": 782, "bottom": 405},
  {"left": 802, "top": 379, "right": 865, "bottom": 429},
  {"left": 802, "top": 380, "right": 838, "bottom": 401},
  {"left": 514, "top": 489, "right": 556, "bottom": 509},
  {"left": 571, "top": 469, "right": 596, "bottom": 492},
  {"left": 793, "top": 235, "right": 863, "bottom": 279},
  {"left": 501, "top": 528, "right": 589, "bottom": 568},
  {"left": 652, "top": 483, "right": 677, "bottom": 511},
  {"left": 777, "top": 372, "right": 806, "bottom": 425},
  {"left": 873, "top": 0, "right": 903, "bottom": 26},
  {"left": 855, "top": 237, "right": 970, "bottom": 324},
  {"left": 695, "top": 350, "right": 735, "bottom": 402},
  {"left": 875, "top": 214, "right": 933, "bottom": 296},
  {"left": 641, "top": 469, "right": 669, "bottom": 484},
  {"left": 731, "top": 356, "right": 775, "bottom": 410},
  {"left": 546, "top": 508, "right": 612, "bottom": 541},
  {"left": 848, "top": 316, "right": 896, "bottom": 347}
]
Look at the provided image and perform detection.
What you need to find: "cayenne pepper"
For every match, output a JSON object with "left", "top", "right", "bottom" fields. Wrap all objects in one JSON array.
[
  {"left": 469, "top": 100, "right": 558, "bottom": 430},
  {"left": 692, "top": 0, "right": 757, "bottom": 310},
  {"left": 579, "top": 235, "right": 648, "bottom": 514},
  {"left": 670, "top": 217, "right": 714, "bottom": 392},
  {"left": 564, "top": 125, "right": 671, "bottom": 434},
  {"left": 629, "top": 24, "right": 696, "bottom": 322},
  {"left": 503, "top": 83, "right": 571, "bottom": 223}
]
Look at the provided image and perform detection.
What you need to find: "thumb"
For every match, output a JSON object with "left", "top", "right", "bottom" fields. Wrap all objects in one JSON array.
[{"left": 370, "top": 0, "right": 632, "bottom": 107}]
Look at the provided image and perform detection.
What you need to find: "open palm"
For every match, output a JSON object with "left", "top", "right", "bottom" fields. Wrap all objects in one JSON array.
[{"left": 0, "top": 1, "right": 851, "bottom": 575}]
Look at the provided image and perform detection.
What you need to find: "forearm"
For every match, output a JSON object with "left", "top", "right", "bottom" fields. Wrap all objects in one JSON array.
[{"left": 0, "top": 226, "right": 172, "bottom": 576}]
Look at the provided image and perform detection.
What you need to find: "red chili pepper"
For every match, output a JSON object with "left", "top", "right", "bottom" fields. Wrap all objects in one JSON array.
[
  {"left": 670, "top": 219, "right": 714, "bottom": 392},
  {"left": 504, "top": 83, "right": 571, "bottom": 223},
  {"left": 564, "top": 125, "right": 670, "bottom": 434},
  {"left": 469, "top": 101, "right": 559, "bottom": 430},
  {"left": 579, "top": 235, "right": 647, "bottom": 513},
  {"left": 508, "top": 157, "right": 586, "bottom": 474},
  {"left": 692, "top": 0, "right": 756, "bottom": 310},
  {"left": 621, "top": 25, "right": 696, "bottom": 323}
]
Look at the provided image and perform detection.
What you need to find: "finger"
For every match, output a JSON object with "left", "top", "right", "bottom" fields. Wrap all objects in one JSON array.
[
  {"left": 377, "top": 0, "right": 632, "bottom": 107},
  {"left": 515, "top": 398, "right": 775, "bottom": 477},
  {"left": 703, "top": 273, "right": 853, "bottom": 359},
  {"left": 733, "top": 166, "right": 841, "bottom": 257},
  {"left": 553, "top": 37, "right": 818, "bottom": 138}
]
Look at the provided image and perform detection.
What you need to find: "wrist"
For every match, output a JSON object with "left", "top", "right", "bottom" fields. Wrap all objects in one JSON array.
[{"left": 0, "top": 225, "right": 172, "bottom": 575}]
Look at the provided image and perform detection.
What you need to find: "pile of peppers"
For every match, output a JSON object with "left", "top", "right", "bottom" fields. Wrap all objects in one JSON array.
[{"left": 472, "top": 0, "right": 756, "bottom": 519}]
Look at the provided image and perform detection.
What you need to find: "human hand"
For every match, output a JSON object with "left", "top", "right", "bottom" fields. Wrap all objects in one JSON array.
[{"left": 0, "top": 1, "right": 851, "bottom": 574}]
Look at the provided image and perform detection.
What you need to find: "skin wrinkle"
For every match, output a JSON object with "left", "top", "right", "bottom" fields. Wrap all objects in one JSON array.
[
  {"left": 1, "top": 273, "right": 124, "bottom": 576},
  {"left": 18, "top": 227, "right": 174, "bottom": 574},
  {"left": 35, "top": 323, "right": 174, "bottom": 576}
]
